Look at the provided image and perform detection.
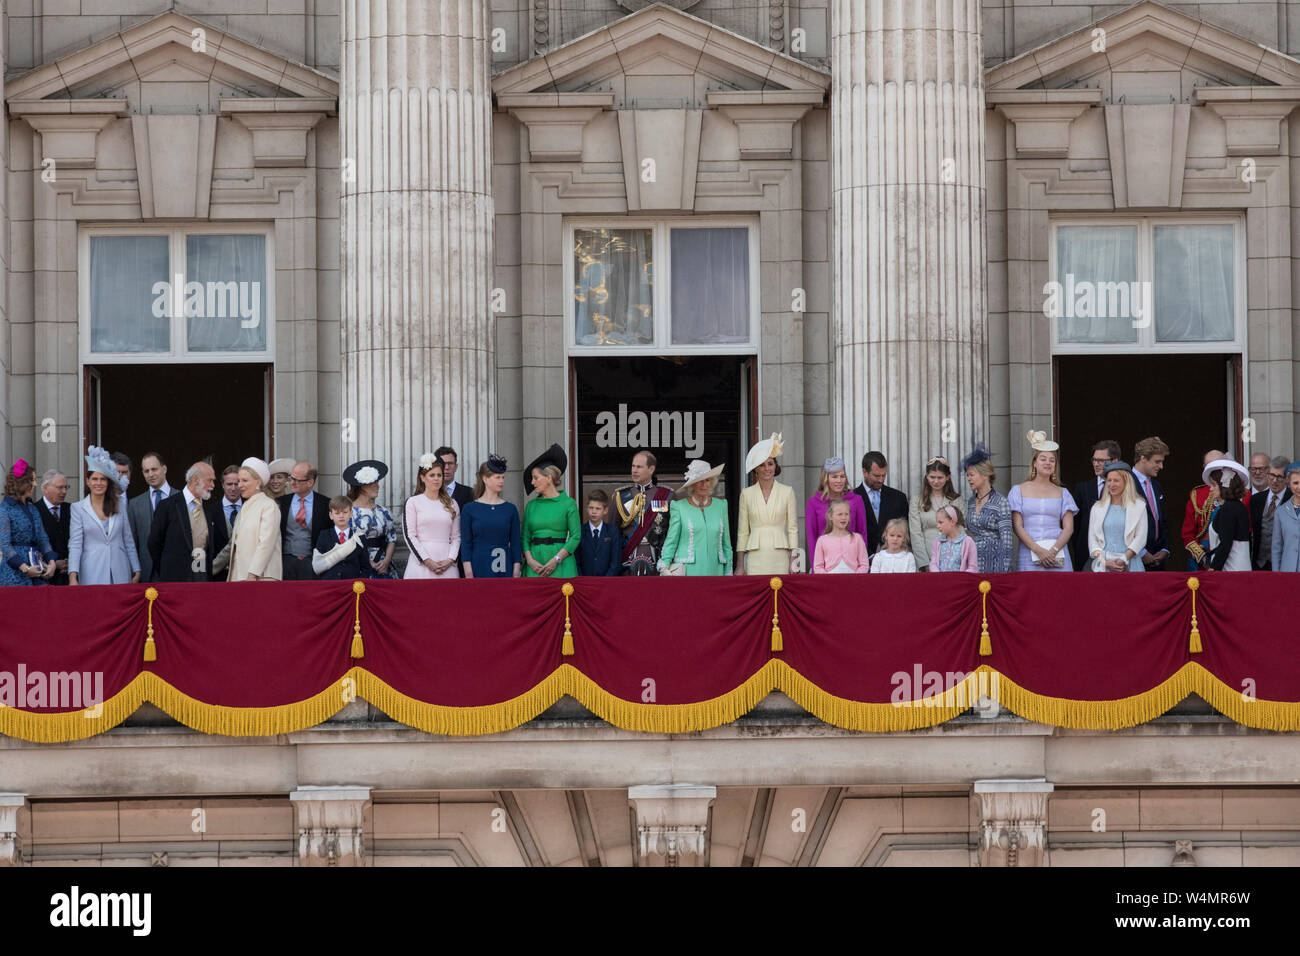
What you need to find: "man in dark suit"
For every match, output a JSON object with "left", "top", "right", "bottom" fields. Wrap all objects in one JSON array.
[
  {"left": 148, "top": 461, "right": 229, "bottom": 582},
  {"left": 1251, "top": 456, "right": 1289, "bottom": 570},
  {"left": 279, "top": 461, "right": 334, "bottom": 580},
  {"left": 127, "top": 451, "right": 180, "bottom": 581},
  {"left": 1070, "top": 440, "right": 1119, "bottom": 571},
  {"left": 437, "top": 446, "right": 474, "bottom": 575},
  {"left": 36, "top": 468, "right": 72, "bottom": 585},
  {"left": 576, "top": 490, "right": 621, "bottom": 576},
  {"left": 1132, "top": 436, "right": 1170, "bottom": 570},
  {"left": 854, "top": 451, "right": 908, "bottom": 554}
]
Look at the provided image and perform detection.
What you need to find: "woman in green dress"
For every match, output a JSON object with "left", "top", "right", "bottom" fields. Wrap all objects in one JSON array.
[
  {"left": 521, "top": 443, "right": 580, "bottom": 578},
  {"left": 658, "top": 460, "right": 733, "bottom": 576}
]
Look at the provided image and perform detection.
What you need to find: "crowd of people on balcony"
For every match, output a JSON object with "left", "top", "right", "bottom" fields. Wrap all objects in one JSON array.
[{"left": 3, "top": 428, "right": 1300, "bottom": 586}]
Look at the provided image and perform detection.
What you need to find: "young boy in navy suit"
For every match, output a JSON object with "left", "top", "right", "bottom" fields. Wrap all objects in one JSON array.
[
  {"left": 576, "top": 490, "right": 621, "bottom": 576},
  {"left": 313, "top": 496, "right": 366, "bottom": 580}
]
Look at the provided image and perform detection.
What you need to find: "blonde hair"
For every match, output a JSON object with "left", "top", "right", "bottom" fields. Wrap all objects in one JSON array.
[
  {"left": 882, "top": 517, "right": 910, "bottom": 548},
  {"left": 816, "top": 466, "right": 849, "bottom": 501},
  {"left": 532, "top": 464, "right": 563, "bottom": 494},
  {"left": 1025, "top": 450, "right": 1061, "bottom": 487},
  {"left": 824, "top": 497, "right": 852, "bottom": 534},
  {"left": 966, "top": 459, "right": 996, "bottom": 487},
  {"left": 239, "top": 466, "right": 265, "bottom": 494},
  {"left": 1104, "top": 469, "right": 1140, "bottom": 509}
]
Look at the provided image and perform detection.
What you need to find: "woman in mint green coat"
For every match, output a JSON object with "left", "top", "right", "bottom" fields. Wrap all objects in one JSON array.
[{"left": 658, "top": 460, "right": 733, "bottom": 576}]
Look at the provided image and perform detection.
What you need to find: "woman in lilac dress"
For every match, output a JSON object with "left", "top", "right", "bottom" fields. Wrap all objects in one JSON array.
[{"left": 1009, "top": 431, "right": 1078, "bottom": 571}]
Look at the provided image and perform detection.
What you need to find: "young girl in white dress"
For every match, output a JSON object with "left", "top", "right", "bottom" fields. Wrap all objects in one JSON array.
[{"left": 870, "top": 518, "right": 918, "bottom": 573}]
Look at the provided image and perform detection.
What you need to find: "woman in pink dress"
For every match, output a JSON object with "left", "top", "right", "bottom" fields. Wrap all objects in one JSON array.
[{"left": 403, "top": 454, "right": 460, "bottom": 580}]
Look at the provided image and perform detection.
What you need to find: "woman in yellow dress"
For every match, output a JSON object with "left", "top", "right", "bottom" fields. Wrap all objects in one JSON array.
[{"left": 735, "top": 434, "right": 798, "bottom": 575}]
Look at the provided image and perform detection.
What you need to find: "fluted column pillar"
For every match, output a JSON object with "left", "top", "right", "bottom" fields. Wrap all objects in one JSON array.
[
  {"left": 340, "top": 0, "right": 494, "bottom": 482},
  {"left": 831, "top": 0, "right": 988, "bottom": 491}
]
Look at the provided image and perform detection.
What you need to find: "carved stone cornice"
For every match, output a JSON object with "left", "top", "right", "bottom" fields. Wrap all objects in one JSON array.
[
  {"left": 975, "top": 779, "right": 1053, "bottom": 867},
  {"left": 9, "top": 99, "right": 126, "bottom": 169},
  {"left": 1196, "top": 87, "right": 1300, "bottom": 156}
]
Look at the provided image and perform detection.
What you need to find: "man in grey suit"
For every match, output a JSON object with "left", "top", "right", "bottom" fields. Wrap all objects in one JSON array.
[{"left": 127, "top": 451, "right": 179, "bottom": 582}]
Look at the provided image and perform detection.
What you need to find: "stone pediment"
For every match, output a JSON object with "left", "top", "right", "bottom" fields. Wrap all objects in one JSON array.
[
  {"left": 5, "top": 10, "right": 338, "bottom": 104},
  {"left": 986, "top": 0, "right": 1300, "bottom": 95},
  {"left": 492, "top": 2, "right": 829, "bottom": 100}
]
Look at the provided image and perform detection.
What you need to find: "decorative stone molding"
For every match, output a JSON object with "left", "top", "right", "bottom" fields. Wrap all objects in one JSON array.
[
  {"left": 618, "top": 109, "right": 702, "bottom": 212},
  {"left": 533, "top": 0, "right": 550, "bottom": 57},
  {"left": 975, "top": 779, "right": 1053, "bottom": 867},
  {"left": 629, "top": 785, "right": 716, "bottom": 867},
  {"left": 1172, "top": 839, "right": 1197, "bottom": 867},
  {"left": 709, "top": 91, "right": 823, "bottom": 161},
  {"left": 617, "top": 0, "right": 703, "bottom": 11},
  {"left": 9, "top": 100, "right": 125, "bottom": 169},
  {"left": 0, "top": 794, "right": 27, "bottom": 867},
  {"left": 500, "top": 93, "right": 614, "bottom": 163},
  {"left": 290, "top": 787, "right": 371, "bottom": 867},
  {"left": 1104, "top": 104, "right": 1191, "bottom": 207},
  {"left": 990, "top": 92, "right": 1098, "bottom": 159},
  {"left": 1197, "top": 88, "right": 1300, "bottom": 156},
  {"left": 129, "top": 114, "right": 219, "bottom": 218},
  {"left": 221, "top": 99, "right": 331, "bottom": 168},
  {"left": 769, "top": 0, "right": 787, "bottom": 52}
]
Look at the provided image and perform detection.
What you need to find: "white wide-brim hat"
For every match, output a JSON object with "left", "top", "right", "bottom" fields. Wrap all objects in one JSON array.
[
  {"left": 1202, "top": 458, "right": 1249, "bottom": 488},
  {"left": 1026, "top": 429, "right": 1060, "bottom": 453},
  {"left": 744, "top": 433, "right": 784, "bottom": 475},
  {"left": 241, "top": 456, "right": 271, "bottom": 488},
  {"left": 675, "top": 460, "right": 725, "bottom": 498},
  {"left": 268, "top": 457, "right": 296, "bottom": 477}
]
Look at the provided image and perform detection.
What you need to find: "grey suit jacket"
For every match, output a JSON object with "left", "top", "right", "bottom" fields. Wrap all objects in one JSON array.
[
  {"left": 128, "top": 487, "right": 179, "bottom": 581},
  {"left": 69, "top": 497, "right": 141, "bottom": 585}
]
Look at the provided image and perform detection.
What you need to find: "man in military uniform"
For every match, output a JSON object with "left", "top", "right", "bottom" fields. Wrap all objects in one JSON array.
[{"left": 613, "top": 450, "right": 673, "bottom": 575}]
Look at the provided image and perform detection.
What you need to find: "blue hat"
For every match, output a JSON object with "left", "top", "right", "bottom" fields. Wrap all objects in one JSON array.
[
  {"left": 1287, "top": 461, "right": 1300, "bottom": 477},
  {"left": 487, "top": 454, "right": 508, "bottom": 475},
  {"left": 823, "top": 456, "right": 845, "bottom": 473},
  {"left": 961, "top": 443, "right": 991, "bottom": 471},
  {"left": 85, "top": 445, "right": 126, "bottom": 491},
  {"left": 1103, "top": 460, "right": 1132, "bottom": 475}
]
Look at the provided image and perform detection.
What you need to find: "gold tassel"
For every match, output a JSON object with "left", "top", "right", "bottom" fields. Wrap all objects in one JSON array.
[
  {"left": 350, "top": 580, "right": 366, "bottom": 659},
  {"left": 561, "top": 582, "right": 575, "bottom": 656},
  {"left": 1187, "top": 576, "right": 1202, "bottom": 654},
  {"left": 769, "top": 577, "right": 784, "bottom": 652},
  {"left": 978, "top": 580, "right": 992, "bottom": 656},
  {"left": 143, "top": 587, "right": 159, "bottom": 662}
]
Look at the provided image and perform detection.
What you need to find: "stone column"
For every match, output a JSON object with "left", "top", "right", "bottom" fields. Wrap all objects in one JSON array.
[
  {"left": 830, "top": 0, "right": 988, "bottom": 491},
  {"left": 291, "top": 786, "right": 371, "bottom": 867},
  {"left": 975, "top": 779, "right": 1053, "bottom": 867},
  {"left": 629, "top": 784, "right": 716, "bottom": 867},
  {"left": 340, "top": 0, "right": 495, "bottom": 482}
]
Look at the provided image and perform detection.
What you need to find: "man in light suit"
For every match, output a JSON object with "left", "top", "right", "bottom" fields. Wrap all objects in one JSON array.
[
  {"left": 1132, "top": 436, "right": 1170, "bottom": 570},
  {"left": 855, "top": 451, "right": 909, "bottom": 554},
  {"left": 278, "top": 461, "right": 333, "bottom": 580},
  {"left": 127, "top": 451, "right": 179, "bottom": 581},
  {"left": 1070, "top": 440, "right": 1119, "bottom": 571},
  {"left": 149, "top": 461, "right": 229, "bottom": 582}
]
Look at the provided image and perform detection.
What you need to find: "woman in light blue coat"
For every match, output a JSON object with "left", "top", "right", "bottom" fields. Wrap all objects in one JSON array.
[
  {"left": 1270, "top": 463, "right": 1300, "bottom": 573},
  {"left": 69, "top": 446, "right": 141, "bottom": 586}
]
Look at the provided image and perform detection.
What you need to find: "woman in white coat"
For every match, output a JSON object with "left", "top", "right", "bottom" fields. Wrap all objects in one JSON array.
[
  {"left": 69, "top": 446, "right": 141, "bottom": 586},
  {"left": 1087, "top": 461, "right": 1148, "bottom": 572},
  {"left": 227, "top": 457, "right": 283, "bottom": 582},
  {"left": 735, "top": 434, "right": 798, "bottom": 575}
]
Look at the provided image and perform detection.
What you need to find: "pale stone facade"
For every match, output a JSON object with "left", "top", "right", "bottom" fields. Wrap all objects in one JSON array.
[{"left": 3, "top": 0, "right": 1300, "bottom": 865}]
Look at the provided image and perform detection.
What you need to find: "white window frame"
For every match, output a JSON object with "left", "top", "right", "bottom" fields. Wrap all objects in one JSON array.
[
  {"left": 564, "top": 217, "right": 760, "bottom": 356},
  {"left": 1048, "top": 215, "right": 1246, "bottom": 356},
  {"left": 79, "top": 223, "right": 276, "bottom": 365}
]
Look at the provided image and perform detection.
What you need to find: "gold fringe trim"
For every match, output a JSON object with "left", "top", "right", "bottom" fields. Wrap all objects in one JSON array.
[
  {"left": 776, "top": 660, "right": 977, "bottom": 731},
  {"left": 354, "top": 668, "right": 567, "bottom": 737},
  {"left": 993, "top": 665, "right": 1199, "bottom": 730}
]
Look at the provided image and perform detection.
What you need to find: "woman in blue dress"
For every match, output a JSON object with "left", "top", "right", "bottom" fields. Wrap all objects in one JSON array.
[
  {"left": 962, "top": 445, "right": 1016, "bottom": 573},
  {"left": 0, "top": 458, "right": 58, "bottom": 586},
  {"left": 460, "top": 455, "right": 521, "bottom": 578},
  {"left": 1009, "top": 431, "right": 1078, "bottom": 571},
  {"left": 1085, "top": 461, "right": 1147, "bottom": 572}
]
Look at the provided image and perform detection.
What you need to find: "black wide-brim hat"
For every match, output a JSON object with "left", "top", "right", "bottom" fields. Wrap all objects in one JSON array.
[
  {"left": 523, "top": 443, "right": 567, "bottom": 495},
  {"left": 342, "top": 459, "right": 389, "bottom": 488}
]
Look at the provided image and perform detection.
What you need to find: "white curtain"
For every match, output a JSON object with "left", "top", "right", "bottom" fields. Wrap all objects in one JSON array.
[
  {"left": 670, "top": 228, "right": 750, "bottom": 345},
  {"left": 1054, "top": 225, "right": 1139, "bottom": 344},
  {"left": 1154, "top": 224, "right": 1234, "bottom": 342},
  {"left": 185, "top": 235, "right": 268, "bottom": 352},
  {"left": 573, "top": 228, "right": 653, "bottom": 346},
  {"left": 89, "top": 236, "right": 170, "bottom": 353}
]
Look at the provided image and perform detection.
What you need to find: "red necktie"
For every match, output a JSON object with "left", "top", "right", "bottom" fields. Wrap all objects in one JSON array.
[
  {"left": 338, "top": 531, "right": 346, "bottom": 544},
  {"left": 296, "top": 497, "right": 307, "bottom": 528}
]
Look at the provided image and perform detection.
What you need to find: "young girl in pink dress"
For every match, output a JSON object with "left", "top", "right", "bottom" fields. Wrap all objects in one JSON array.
[
  {"left": 813, "top": 499, "right": 870, "bottom": 573},
  {"left": 403, "top": 455, "right": 460, "bottom": 579}
]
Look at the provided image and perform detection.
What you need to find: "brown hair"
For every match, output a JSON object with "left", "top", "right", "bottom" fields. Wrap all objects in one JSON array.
[
  {"left": 472, "top": 461, "right": 493, "bottom": 500},
  {"left": 585, "top": 488, "right": 609, "bottom": 507},
  {"left": 1025, "top": 450, "right": 1062, "bottom": 487},
  {"left": 748, "top": 459, "right": 782, "bottom": 482},
  {"left": 3, "top": 469, "right": 35, "bottom": 501},
  {"left": 328, "top": 495, "right": 353, "bottom": 513},
  {"left": 413, "top": 459, "right": 455, "bottom": 515},
  {"left": 86, "top": 468, "right": 120, "bottom": 516},
  {"left": 1134, "top": 436, "right": 1170, "bottom": 462},
  {"left": 1214, "top": 470, "right": 1247, "bottom": 502},
  {"left": 920, "top": 461, "right": 959, "bottom": 512}
]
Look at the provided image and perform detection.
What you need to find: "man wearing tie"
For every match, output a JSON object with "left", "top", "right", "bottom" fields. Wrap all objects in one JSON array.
[
  {"left": 127, "top": 451, "right": 178, "bottom": 581},
  {"left": 1251, "top": 456, "right": 1290, "bottom": 570},
  {"left": 278, "top": 461, "right": 333, "bottom": 580},
  {"left": 854, "top": 451, "right": 909, "bottom": 555},
  {"left": 1132, "top": 437, "right": 1170, "bottom": 570},
  {"left": 576, "top": 489, "right": 621, "bottom": 576},
  {"left": 1070, "top": 440, "right": 1119, "bottom": 571},
  {"left": 37, "top": 469, "right": 72, "bottom": 585},
  {"left": 148, "top": 462, "right": 229, "bottom": 582}
]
